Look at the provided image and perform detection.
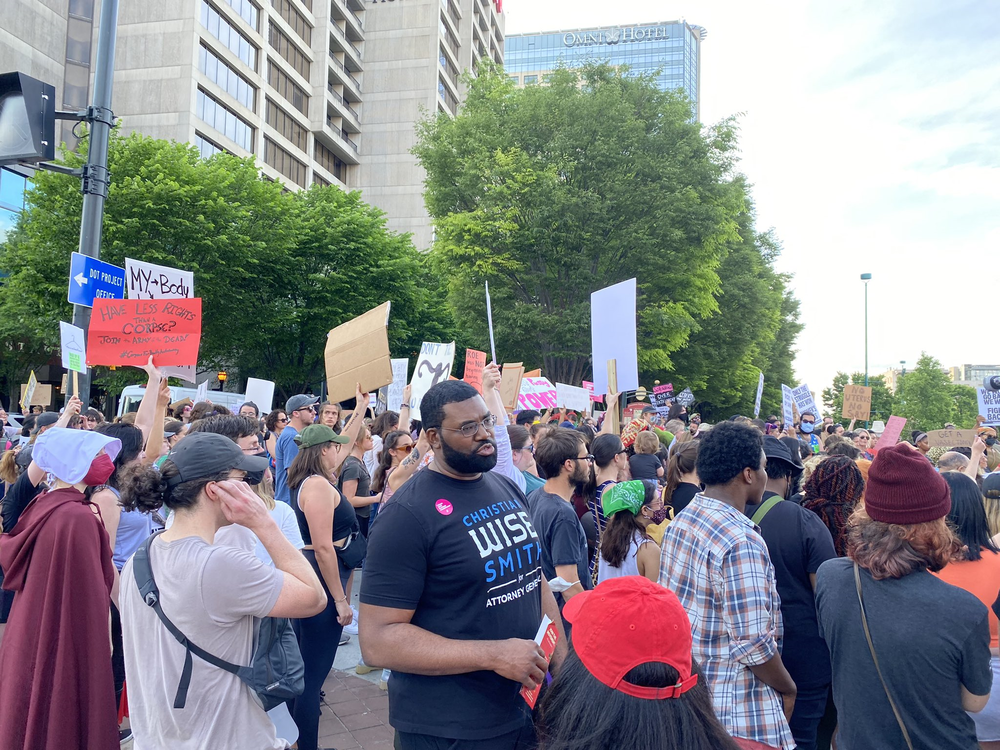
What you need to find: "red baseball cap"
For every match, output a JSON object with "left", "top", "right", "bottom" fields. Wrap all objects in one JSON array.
[{"left": 563, "top": 576, "right": 697, "bottom": 700}]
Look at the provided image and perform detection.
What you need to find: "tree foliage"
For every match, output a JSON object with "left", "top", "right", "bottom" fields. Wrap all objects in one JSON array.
[
  {"left": 0, "top": 131, "right": 451, "bottom": 408},
  {"left": 895, "top": 353, "right": 959, "bottom": 432},
  {"left": 414, "top": 63, "right": 798, "bottom": 400}
]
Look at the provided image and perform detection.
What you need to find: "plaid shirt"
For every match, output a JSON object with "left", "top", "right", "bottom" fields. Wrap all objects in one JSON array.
[{"left": 659, "top": 494, "right": 793, "bottom": 750}]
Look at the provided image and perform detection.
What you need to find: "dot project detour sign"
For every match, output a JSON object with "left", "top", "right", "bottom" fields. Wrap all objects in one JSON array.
[{"left": 87, "top": 298, "right": 202, "bottom": 367}]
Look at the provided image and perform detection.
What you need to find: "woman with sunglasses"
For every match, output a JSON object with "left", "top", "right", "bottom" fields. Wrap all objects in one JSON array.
[
  {"left": 264, "top": 409, "right": 288, "bottom": 473},
  {"left": 370, "top": 430, "right": 416, "bottom": 509}
]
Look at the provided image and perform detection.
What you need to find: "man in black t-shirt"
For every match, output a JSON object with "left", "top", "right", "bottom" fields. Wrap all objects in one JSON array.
[
  {"left": 744, "top": 436, "right": 836, "bottom": 750},
  {"left": 360, "top": 381, "right": 565, "bottom": 750}
]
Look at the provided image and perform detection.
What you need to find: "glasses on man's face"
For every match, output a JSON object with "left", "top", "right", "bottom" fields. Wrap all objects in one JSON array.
[
  {"left": 297, "top": 406, "right": 316, "bottom": 414},
  {"left": 225, "top": 472, "right": 249, "bottom": 484},
  {"left": 570, "top": 455, "right": 596, "bottom": 464},
  {"left": 443, "top": 414, "right": 497, "bottom": 438}
]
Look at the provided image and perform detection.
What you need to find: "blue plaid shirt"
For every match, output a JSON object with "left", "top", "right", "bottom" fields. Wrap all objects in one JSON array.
[{"left": 659, "top": 493, "right": 793, "bottom": 749}]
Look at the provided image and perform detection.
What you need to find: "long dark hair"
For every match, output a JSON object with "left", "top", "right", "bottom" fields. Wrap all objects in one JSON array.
[
  {"left": 664, "top": 441, "right": 698, "bottom": 509},
  {"left": 803, "top": 456, "right": 865, "bottom": 556},
  {"left": 942, "top": 472, "right": 1000, "bottom": 562},
  {"left": 119, "top": 460, "right": 228, "bottom": 513},
  {"left": 592, "top": 433, "right": 623, "bottom": 470},
  {"left": 287, "top": 443, "right": 335, "bottom": 491},
  {"left": 538, "top": 652, "right": 740, "bottom": 750},
  {"left": 601, "top": 480, "right": 657, "bottom": 568},
  {"left": 96, "top": 423, "right": 143, "bottom": 490},
  {"left": 372, "top": 430, "right": 408, "bottom": 495}
]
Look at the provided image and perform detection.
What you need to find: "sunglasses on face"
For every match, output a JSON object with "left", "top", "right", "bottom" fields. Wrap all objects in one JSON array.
[{"left": 277, "top": 417, "right": 289, "bottom": 423}]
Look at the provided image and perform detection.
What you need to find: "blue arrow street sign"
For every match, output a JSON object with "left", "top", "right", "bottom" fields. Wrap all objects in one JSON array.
[{"left": 67, "top": 252, "right": 126, "bottom": 307}]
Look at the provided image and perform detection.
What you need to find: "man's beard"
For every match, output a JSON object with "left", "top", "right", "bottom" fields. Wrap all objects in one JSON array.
[{"left": 439, "top": 432, "right": 498, "bottom": 474}]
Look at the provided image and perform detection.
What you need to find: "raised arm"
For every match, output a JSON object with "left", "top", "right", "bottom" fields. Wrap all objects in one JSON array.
[
  {"left": 599, "top": 392, "right": 620, "bottom": 435},
  {"left": 143, "top": 377, "right": 172, "bottom": 465},
  {"left": 399, "top": 384, "right": 412, "bottom": 431},
  {"left": 55, "top": 395, "right": 83, "bottom": 429},
  {"left": 133, "top": 356, "right": 162, "bottom": 445},
  {"left": 967, "top": 438, "right": 986, "bottom": 482}
]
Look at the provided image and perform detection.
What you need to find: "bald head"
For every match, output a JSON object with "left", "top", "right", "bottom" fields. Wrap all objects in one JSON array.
[{"left": 937, "top": 451, "right": 970, "bottom": 472}]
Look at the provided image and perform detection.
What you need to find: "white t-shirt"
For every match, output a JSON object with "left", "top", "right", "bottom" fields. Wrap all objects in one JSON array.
[
  {"left": 597, "top": 529, "right": 651, "bottom": 583},
  {"left": 120, "top": 535, "right": 285, "bottom": 750},
  {"left": 255, "top": 501, "right": 304, "bottom": 566}
]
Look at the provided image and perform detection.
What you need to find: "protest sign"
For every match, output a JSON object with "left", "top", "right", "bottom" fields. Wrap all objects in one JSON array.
[
  {"left": 582, "top": 380, "right": 603, "bottom": 404},
  {"left": 653, "top": 383, "right": 674, "bottom": 396},
  {"left": 195, "top": 380, "right": 209, "bottom": 403},
  {"left": 244, "top": 378, "right": 275, "bottom": 413},
  {"left": 20, "top": 371, "right": 38, "bottom": 412},
  {"left": 754, "top": 372, "right": 765, "bottom": 418},
  {"left": 842, "top": 385, "right": 872, "bottom": 421},
  {"left": 409, "top": 342, "right": 455, "bottom": 420},
  {"left": 324, "top": 302, "right": 393, "bottom": 404},
  {"left": 485, "top": 281, "right": 497, "bottom": 364},
  {"left": 518, "top": 377, "right": 557, "bottom": 411},
  {"left": 874, "top": 416, "right": 907, "bottom": 452},
  {"left": 59, "top": 321, "right": 87, "bottom": 374},
  {"left": 591, "top": 279, "right": 638, "bottom": 394},
  {"left": 781, "top": 384, "right": 795, "bottom": 428},
  {"left": 978, "top": 387, "right": 1000, "bottom": 426},
  {"left": 384, "top": 358, "right": 409, "bottom": 413},
  {"left": 125, "top": 258, "right": 194, "bottom": 300},
  {"left": 499, "top": 363, "right": 525, "bottom": 412},
  {"left": 463, "top": 349, "right": 487, "bottom": 394},
  {"left": 925, "top": 429, "right": 976, "bottom": 449},
  {"left": 524, "top": 369, "right": 542, "bottom": 378},
  {"left": 88, "top": 298, "right": 202, "bottom": 367},
  {"left": 20, "top": 381, "right": 51, "bottom": 408},
  {"left": 675, "top": 388, "right": 696, "bottom": 408},
  {"left": 791, "top": 384, "right": 819, "bottom": 421},
  {"left": 556, "top": 383, "right": 590, "bottom": 412}
]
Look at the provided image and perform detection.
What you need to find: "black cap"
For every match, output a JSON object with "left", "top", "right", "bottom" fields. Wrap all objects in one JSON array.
[
  {"left": 641, "top": 405, "right": 657, "bottom": 414},
  {"left": 764, "top": 435, "right": 803, "bottom": 471},
  {"left": 165, "top": 432, "right": 268, "bottom": 487},
  {"left": 35, "top": 412, "right": 59, "bottom": 428}
]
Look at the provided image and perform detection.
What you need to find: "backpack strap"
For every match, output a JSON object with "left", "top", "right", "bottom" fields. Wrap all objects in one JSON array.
[
  {"left": 133, "top": 530, "right": 243, "bottom": 709},
  {"left": 750, "top": 495, "right": 783, "bottom": 526}
]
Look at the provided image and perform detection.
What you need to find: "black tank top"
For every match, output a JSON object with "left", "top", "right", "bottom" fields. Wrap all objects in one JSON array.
[{"left": 290, "top": 474, "right": 358, "bottom": 545}]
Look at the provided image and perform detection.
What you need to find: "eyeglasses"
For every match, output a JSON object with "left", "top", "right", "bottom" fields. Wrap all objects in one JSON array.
[
  {"left": 570, "top": 455, "right": 596, "bottom": 464},
  {"left": 297, "top": 406, "right": 316, "bottom": 413},
  {"left": 277, "top": 417, "right": 289, "bottom": 424},
  {"left": 442, "top": 414, "right": 497, "bottom": 438},
  {"left": 395, "top": 444, "right": 415, "bottom": 454},
  {"left": 616, "top": 449, "right": 629, "bottom": 456}
]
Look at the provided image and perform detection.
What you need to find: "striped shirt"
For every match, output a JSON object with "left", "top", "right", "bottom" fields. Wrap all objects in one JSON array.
[{"left": 658, "top": 493, "right": 793, "bottom": 750}]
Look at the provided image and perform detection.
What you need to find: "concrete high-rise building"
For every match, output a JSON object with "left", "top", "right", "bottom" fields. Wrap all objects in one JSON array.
[
  {"left": 505, "top": 20, "right": 705, "bottom": 119},
  {"left": 0, "top": 0, "right": 504, "bottom": 249}
]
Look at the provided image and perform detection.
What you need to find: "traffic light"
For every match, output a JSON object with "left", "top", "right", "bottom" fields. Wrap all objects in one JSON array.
[{"left": 0, "top": 72, "right": 55, "bottom": 166}]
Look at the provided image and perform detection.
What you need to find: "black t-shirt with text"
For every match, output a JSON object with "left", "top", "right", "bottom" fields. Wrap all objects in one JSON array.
[
  {"left": 527, "top": 489, "right": 593, "bottom": 599},
  {"left": 360, "top": 469, "right": 542, "bottom": 740},
  {"left": 816, "top": 557, "right": 991, "bottom": 750}
]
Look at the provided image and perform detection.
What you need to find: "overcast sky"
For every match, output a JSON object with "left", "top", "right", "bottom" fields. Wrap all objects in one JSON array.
[{"left": 503, "top": 0, "right": 1000, "bottom": 396}]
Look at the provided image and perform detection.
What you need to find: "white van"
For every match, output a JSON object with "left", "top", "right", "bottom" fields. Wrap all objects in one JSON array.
[{"left": 117, "top": 385, "right": 248, "bottom": 418}]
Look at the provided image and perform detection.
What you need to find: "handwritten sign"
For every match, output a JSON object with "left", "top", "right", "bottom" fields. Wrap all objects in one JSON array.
[
  {"left": 754, "top": 372, "right": 764, "bottom": 418},
  {"left": 518, "top": 377, "right": 557, "bottom": 411},
  {"left": 556, "top": 383, "right": 590, "bottom": 412},
  {"left": 195, "top": 380, "right": 209, "bottom": 403},
  {"left": 925, "top": 429, "right": 976, "bottom": 449},
  {"left": 791, "top": 384, "right": 819, "bottom": 421},
  {"left": 842, "top": 385, "right": 873, "bottom": 421},
  {"left": 20, "top": 370, "right": 38, "bottom": 412},
  {"left": 499, "top": 363, "right": 525, "bottom": 412},
  {"left": 978, "top": 388, "right": 1000, "bottom": 426},
  {"left": 59, "top": 321, "right": 88, "bottom": 374},
  {"left": 653, "top": 383, "right": 674, "bottom": 396},
  {"left": 874, "top": 416, "right": 907, "bottom": 452},
  {"left": 463, "top": 349, "right": 487, "bottom": 394},
  {"left": 410, "top": 342, "right": 455, "bottom": 420},
  {"left": 781, "top": 384, "right": 795, "bottom": 428},
  {"left": 126, "top": 258, "right": 194, "bottom": 300},
  {"left": 675, "top": 388, "right": 696, "bottom": 408},
  {"left": 582, "top": 380, "right": 603, "bottom": 404},
  {"left": 87, "top": 298, "right": 202, "bottom": 367},
  {"left": 384, "top": 358, "right": 409, "bottom": 413}
]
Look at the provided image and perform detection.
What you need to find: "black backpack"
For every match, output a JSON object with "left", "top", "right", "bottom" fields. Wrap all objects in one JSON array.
[{"left": 132, "top": 530, "right": 305, "bottom": 712}]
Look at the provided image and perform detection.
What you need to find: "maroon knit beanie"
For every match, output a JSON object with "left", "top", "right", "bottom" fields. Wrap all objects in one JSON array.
[{"left": 866, "top": 442, "right": 951, "bottom": 524}]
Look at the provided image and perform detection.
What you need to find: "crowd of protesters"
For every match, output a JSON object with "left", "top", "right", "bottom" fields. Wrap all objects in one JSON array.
[{"left": 1, "top": 361, "right": 999, "bottom": 750}]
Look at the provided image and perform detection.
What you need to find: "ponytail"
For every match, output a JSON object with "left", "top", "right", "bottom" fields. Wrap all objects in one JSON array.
[
  {"left": 664, "top": 442, "right": 698, "bottom": 509},
  {"left": 372, "top": 430, "right": 407, "bottom": 494}
]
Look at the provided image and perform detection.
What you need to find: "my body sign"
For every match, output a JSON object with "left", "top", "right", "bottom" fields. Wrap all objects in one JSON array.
[{"left": 88, "top": 298, "right": 202, "bottom": 367}]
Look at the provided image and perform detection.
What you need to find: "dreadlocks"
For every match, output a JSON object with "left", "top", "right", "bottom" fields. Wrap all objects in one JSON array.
[{"left": 803, "top": 455, "right": 866, "bottom": 556}]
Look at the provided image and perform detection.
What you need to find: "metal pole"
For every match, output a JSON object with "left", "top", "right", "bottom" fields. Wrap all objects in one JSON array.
[
  {"left": 70, "top": 0, "right": 120, "bottom": 407},
  {"left": 864, "top": 281, "right": 869, "bottom": 388}
]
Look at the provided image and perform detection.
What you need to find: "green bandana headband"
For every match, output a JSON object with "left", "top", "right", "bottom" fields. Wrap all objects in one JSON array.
[{"left": 602, "top": 480, "right": 647, "bottom": 517}]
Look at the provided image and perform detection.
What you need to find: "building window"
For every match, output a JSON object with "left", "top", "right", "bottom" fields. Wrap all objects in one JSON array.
[
  {"left": 523, "top": 74, "right": 537, "bottom": 84},
  {"left": 201, "top": 0, "right": 258, "bottom": 70},
  {"left": 194, "top": 132, "right": 227, "bottom": 158},
  {"left": 508, "top": 75, "right": 518, "bottom": 85},
  {"left": 65, "top": 16, "right": 93, "bottom": 65},
  {"left": 0, "top": 168, "right": 26, "bottom": 242},
  {"left": 269, "top": 23, "right": 310, "bottom": 79},
  {"left": 199, "top": 44, "right": 256, "bottom": 110},
  {"left": 63, "top": 61, "right": 90, "bottom": 108},
  {"left": 220, "top": 0, "right": 259, "bottom": 30},
  {"left": 264, "top": 136, "right": 307, "bottom": 187},
  {"left": 196, "top": 89, "right": 255, "bottom": 151},
  {"left": 265, "top": 98, "right": 308, "bottom": 153},
  {"left": 274, "top": 0, "right": 312, "bottom": 45},
  {"left": 313, "top": 173, "right": 329, "bottom": 187},
  {"left": 268, "top": 60, "right": 309, "bottom": 115},
  {"left": 314, "top": 140, "right": 345, "bottom": 182},
  {"left": 69, "top": 0, "right": 94, "bottom": 19}
]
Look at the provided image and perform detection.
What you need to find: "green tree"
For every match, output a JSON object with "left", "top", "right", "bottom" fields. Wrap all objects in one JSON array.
[
  {"left": 895, "top": 353, "right": 954, "bottom": 432},
  {"left": 822, "top": 372, "right": 894, "bottom": 424},
  {"left": 948, "top": 383, "right": 980, "bottom": 428},
  {"left": 414, "top": 63, "right": 753, "bottom": 385}
]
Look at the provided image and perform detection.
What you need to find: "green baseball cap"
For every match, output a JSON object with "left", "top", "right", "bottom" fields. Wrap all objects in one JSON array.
[
  {"left": 294, "top": 424, "right": 351, "bottom": 449},
  {"left": 601, "top": 480, "right": 648, "bottom": 517}
]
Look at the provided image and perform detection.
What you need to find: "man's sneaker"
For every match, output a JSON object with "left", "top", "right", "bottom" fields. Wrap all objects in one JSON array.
[
  {"left": 119, "top": 727, "right": 133, "bottom": 746},
  {"left": 356, "top": 658, "right": 378, "bottom": 675},
  {"left": 339, "top": 633, "right": 350, "bottom": 646},
  {"left": 344, "top": 605, "right": 360, "bottom": 635}
]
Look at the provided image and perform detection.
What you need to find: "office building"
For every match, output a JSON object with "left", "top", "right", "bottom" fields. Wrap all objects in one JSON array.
[
  {"left": 0, "top": 167, "right": 28, "bottom": 242},
  {"left": 505, "top": 20, "right": 705, "bottom": 119},
  {"left": 950, "top": 364, "right": 1000, "bottom": 388},
  {"left": 0, "top": 0, "right": 504, "bottom": 249}
]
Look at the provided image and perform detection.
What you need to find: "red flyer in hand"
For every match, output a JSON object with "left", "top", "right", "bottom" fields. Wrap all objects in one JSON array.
[{"left": 521, "top": 615, "right": 559, "bottom": 708}]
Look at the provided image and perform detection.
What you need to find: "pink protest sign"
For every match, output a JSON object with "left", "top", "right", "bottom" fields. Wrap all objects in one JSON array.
[
  {"left": 653, "top": 383, "right": 674, "bottom": 395},
  {"left": 518, "top": 377, "right": 557, "bottom": 411},
  {"left": 874, "top": 416, "right": 907, "bottom": 453},
  {"left": 582, "top": 381, "right": 603, "bottom": 404}
]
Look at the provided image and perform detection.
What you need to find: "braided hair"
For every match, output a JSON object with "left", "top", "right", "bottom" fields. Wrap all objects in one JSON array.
[{"left": 803, "top": 456, "right": 865, "bottom": 556}]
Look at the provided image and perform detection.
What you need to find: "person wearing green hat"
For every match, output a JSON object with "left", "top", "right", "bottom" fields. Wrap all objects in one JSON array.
[{"left": 598, "top": 479, "right": 669, "bottom": 584}]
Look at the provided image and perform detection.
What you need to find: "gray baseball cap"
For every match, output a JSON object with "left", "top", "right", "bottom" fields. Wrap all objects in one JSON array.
[
  {"left": 165, "top": 432, "right": 268, "bottom": 487},
  {"left": 285, "top": 394, "right": 319, "bottom": 414}
]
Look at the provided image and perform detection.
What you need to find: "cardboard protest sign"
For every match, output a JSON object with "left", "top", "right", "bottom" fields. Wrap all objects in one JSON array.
[
  {"left": 792, "top": 384, "right": 819, "bottom": 420},
  {"left": 874, "top": 416, "right": 907, "bottom": 452},
  {"left": 556, "top": 383, "right": 590, "bottom": 412},
  {"left": 524, "top": 369, "right": 542, "bottom": 378},
  {"left": 87, "top": 298, "right": 202, "bottom": 367},
  {"left": 499, "top": 363, "right": 525, "bottom": 412},
  {"left": 59, "top": 321, "right": 87, "bottom": 374},
  {"left": 781, "top": 384, "right": 795, "bottom": 428},
  {"left": 754, "top": 372, "right": 764, "bottom": 418},
  {"left": 384, "top": 358, "right": 409, "bottom": 413},
  {"left": 409, "top": 343, "right": 455, "bottom": 420},
  {"left": 978, "top": 387, "right": 1000, "bottom": 426},
  {"left": 925, "top": 429, "right": 976, "bottom": 449},
  {"left": 324, "top": 302, "right": 393, "bottom": 404},
  {"left": 582, "top": 380, "right": 603, "bottom": 404},
  {"left": 842, "top": 385, "right": 872, "bottom": 421},
  {"left": 591, "top": 279, "right": 638, "bottom": 394},
  {"left": 195, "top": 380, "right": 209, "bottom": 402},
  {"left": 518, "top": 377, "right": 557, "bottom": 411},
  {"left": 244, "top": 378, "right": 275, "bottom": 413},
  {"left": 126, "top": 258, "right": 194, "bottom": 300},
  {"left": 463, "top": 349, "right": 487, "bottom": 394},
  {"left": 20, "top": 381, "right": 51, "bottom": 407},
  {"left": 20, "top": 370, "right": 39, "bottom": 412}
]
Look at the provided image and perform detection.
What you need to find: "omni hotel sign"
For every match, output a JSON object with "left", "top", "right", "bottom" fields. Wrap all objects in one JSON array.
[{"left": 563, "top": 26, "right": 671, "bottom": 48}]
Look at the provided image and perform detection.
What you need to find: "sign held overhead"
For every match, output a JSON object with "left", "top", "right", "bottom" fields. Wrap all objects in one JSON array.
[
  {"left": 324, "top": 302, "right": 393, "bottom": 404},
  {"left": 87, "top": 298, "right": 202, "bottom": 367},
  {"left": 126, "top": 258, "right": 194, "bottom": 300}
]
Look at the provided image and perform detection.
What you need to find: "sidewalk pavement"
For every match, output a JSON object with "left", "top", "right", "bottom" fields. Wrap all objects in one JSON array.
[{"left": 317, "top": 669, "right": 394, "bottom": 749}]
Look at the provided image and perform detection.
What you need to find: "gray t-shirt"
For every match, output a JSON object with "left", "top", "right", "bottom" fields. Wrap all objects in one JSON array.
[{"left": 120, "top": 534, "right": 285, "bottom": 750}]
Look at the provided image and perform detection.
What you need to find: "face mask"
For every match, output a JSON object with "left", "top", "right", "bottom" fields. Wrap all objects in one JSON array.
[
  {"left": 82, "top": 453, "right": 115, "bottom": 487},
  {"left": 987, "top": 438, "right": 998, "bottom": 447},
  {"left": 648, "top": 507, "right": 670, "bottom": 525},
  {"left": 800, "top": 422, "right": 814, "bottom": 434}
]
